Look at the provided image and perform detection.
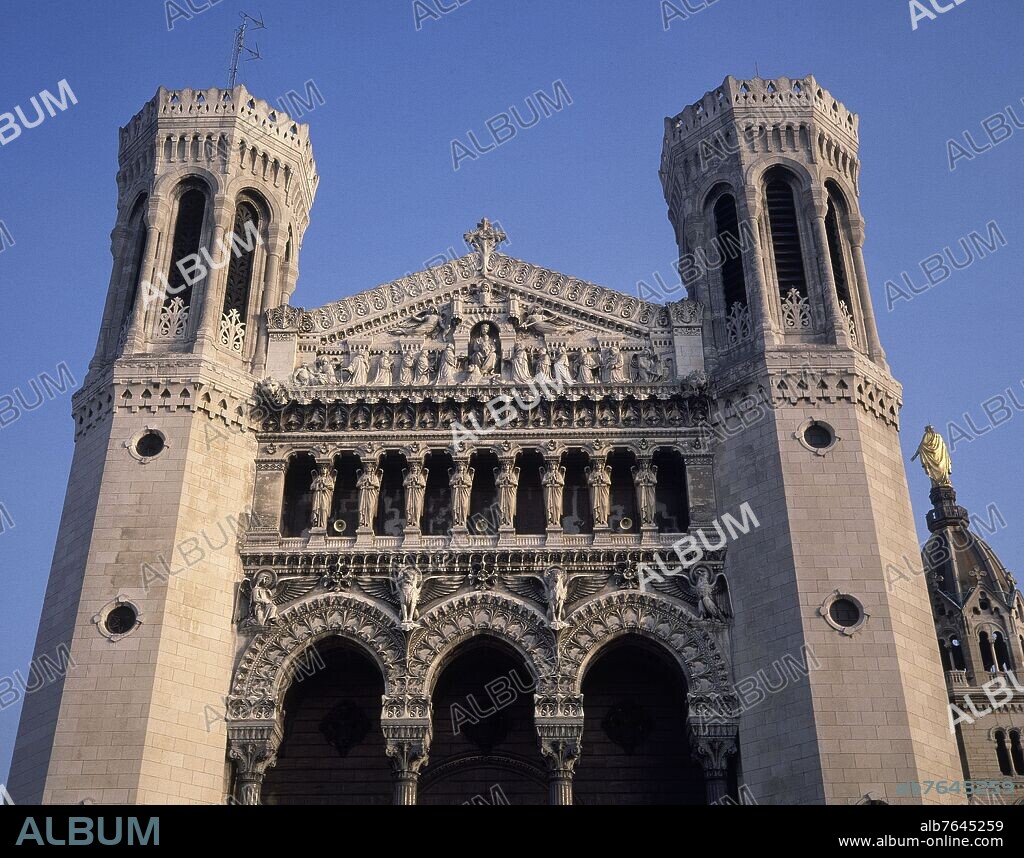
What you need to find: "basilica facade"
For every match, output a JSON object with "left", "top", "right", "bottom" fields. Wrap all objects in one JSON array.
[{"left": 8, "top": 75, "right": 1020, "bottom": 805}]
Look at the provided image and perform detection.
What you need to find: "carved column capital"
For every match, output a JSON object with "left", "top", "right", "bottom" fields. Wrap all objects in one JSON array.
[
  {"left": 383, "top": 720, "right": 432, "bottom": 806},
  {"left": 535, "top": 717, "right": 584, "bottom": 806},
  {"left": 687, "top": 718, "right": 739, "bottom": 805},
  {"left": 227, "top": 723, "right": 282, "bottom": 806}
]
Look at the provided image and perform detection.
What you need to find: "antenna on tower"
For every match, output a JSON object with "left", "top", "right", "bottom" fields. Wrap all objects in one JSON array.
[{"left": 228, "top": 11, "right": 266, "bottom": 90}]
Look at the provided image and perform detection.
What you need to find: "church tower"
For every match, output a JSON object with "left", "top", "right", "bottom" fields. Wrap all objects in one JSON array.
[
  {"left": 660, "top": 76, "right": 963, "bottom": 803},
  {"left": 7, "top": 86, "right": 317, "bottom": 803}
]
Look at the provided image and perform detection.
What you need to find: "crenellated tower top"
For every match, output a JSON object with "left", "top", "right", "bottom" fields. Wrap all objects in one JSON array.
[{"left": 659, "top": 74, "right": 883, "bottom": 370}]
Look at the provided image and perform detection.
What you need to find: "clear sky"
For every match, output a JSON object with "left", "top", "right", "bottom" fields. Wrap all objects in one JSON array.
[{"left": 1, "top": 0, "right": 1021, "bottom": 781}]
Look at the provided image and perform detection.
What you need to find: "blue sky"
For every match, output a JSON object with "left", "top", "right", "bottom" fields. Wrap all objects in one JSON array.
[{"left": 1, "top": 0, "right": 1021, "bottom": 780}]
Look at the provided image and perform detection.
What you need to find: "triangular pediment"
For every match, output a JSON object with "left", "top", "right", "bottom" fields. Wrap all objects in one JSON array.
[{"left": 267, "top": 252, "right": 673, "bottom": 345}]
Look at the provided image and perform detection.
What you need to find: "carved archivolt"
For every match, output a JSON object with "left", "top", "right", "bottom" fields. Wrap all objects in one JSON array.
[
  {"left": 228, "top": 593, "right": 405, "bottom": 720},
  {"left": 559, "top": 591, "right": 732, "bottom": 699},
  {"left": 408, "top": 593, "right": 557, "bottom": 695}
]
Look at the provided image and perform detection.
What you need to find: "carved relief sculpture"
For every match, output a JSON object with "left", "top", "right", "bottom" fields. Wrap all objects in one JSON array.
[
  {"left": 243, "top": 571, "right": 278, "bottom": 628},
  {"left": 577, "top": 351, "right": 598, "bottom": 385}
]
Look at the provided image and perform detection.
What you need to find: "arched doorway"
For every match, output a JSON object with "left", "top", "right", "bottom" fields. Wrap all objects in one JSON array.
[
  {"left": 573, "top": 638, "right": 706, "bottom": 804},
  {"left": 262, "top": 641, "right": 392, "bottom": 805},
  {"left": 418, "top": 640, "right": 548, "bottom": 805}
]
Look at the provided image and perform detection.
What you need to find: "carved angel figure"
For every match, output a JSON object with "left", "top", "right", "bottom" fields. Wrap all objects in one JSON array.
[
  {"left": 356, "top": 464, "right": 382, "bottom": 528},
  {"left": 358, "top": 565, "right": 460, "bottom": 627},
  {"left": 517, "top": 304, "right": 578, "bottom": 336},
  {"left": 505, "top": 567, "right": 605, "bottom": 628},
  {"left": 691, "top": 566, "right": 727, "bottom": 621},
  {"left": 243, "top": 571, "right": 278, "bottom": 627},
  {"left": 912, "top": 425, "right": 952, "bottom": 487},
  {"left": 345, "top": 351, "right": 370, "bottom": 386},
  {"left": 371, "top": 352, "right": 395, "bottom": 386},
  {"left": 395, "top": 307, "right": 447, "bottom": 339}
]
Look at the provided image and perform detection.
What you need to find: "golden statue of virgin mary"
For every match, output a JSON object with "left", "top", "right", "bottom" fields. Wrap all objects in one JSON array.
[{"left": 912, "top": 425, "right": 953, "bottom": 487}]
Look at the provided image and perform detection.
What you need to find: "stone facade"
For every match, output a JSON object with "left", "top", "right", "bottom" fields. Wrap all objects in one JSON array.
[{"left": 7, "top": 75, "right": 998, "bottom": 805}]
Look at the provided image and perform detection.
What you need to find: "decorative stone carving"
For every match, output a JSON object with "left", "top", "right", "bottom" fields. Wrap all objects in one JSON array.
[
  {"left": 409, "top": 593, "right": 558, "bottom": 693},
  {"left": 781, "top": 287, "right": 812, "bottom": 329},
  {"left": 515, "top": 303, "right": 578, "bottom": 336},
  {"left": 219, "top": 309, "right": 246, "bottom": 353},
  {"left": 394, "top": 307, "right": 449, "bottom": 339},
  {"left": 157, "top": 297, "right": 189, "bottom": 340},
  {"left": 559, "top": 592, "right": 732, "bottom": 698},
  {"left": 468, "top": 322, "right": 500, "bottom": 378},
  {"left": 536, "top": 722, "right": 583, "bottom": 806},
  {"left": 398, "top": 351, "right": 415, "bottom": 385},
  {"left": 464, "top": 217, "right": 507, "bottom": 277},
  {"left": 552, "top": 346, "right": 575, "bottom": 387},
  {"left": 228, "top": 595, "right": 405, "bottom": 722},
  {"left": 383, "top": 722, "right": 431, "bottom": 806},
  {"left": 585, "top": 459, "right": 612, "bottom": 528},
  {"left": 601, "top": 346, "right": 627, "bottom": 384},
  {"left": 725, "top": 301, "right": 752, "bottom": 346},
  {"left": 687, "top": 721, "right": 739, "bottom": 804},
  {"left": 690, "top": 565, "right": 728, "bottom": 621}
]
